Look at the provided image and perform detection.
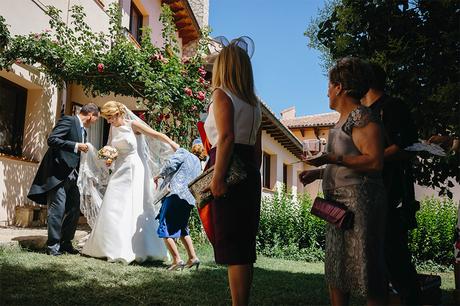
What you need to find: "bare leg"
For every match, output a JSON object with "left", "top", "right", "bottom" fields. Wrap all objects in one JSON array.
[
  {"left": 228, "top": 264, "right": 253, "bottom": 306},
  {"left": 179, "top": 235, "right": 198, "bottom": 264},
  {"left": 163, "top": 238, "right": 181, "bottom": 264},
  {"left": 329, "top": 286, "right": 350, "bottom": 306}
]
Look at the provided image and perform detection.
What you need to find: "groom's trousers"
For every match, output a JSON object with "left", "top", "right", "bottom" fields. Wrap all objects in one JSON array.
[{"left": 46, "top": 170, "right": 80, "bottom": 252}]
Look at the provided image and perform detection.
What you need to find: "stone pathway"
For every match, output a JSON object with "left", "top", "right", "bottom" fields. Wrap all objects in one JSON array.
[{"left": 0, "top": 226, "right": 90, "bottom": 250}]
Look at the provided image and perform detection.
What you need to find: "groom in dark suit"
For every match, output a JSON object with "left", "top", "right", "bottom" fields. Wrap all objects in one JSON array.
[{"left": 28, "top": 103, "right": 100, "bottom": 255}]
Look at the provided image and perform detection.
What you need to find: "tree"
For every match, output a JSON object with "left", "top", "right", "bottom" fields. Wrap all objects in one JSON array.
[
  {"left": 0, "top": 3, "right": 211, "bottom": 146},
  {"left": 305, "top": 0, "right": 460, "bottom": 197}
]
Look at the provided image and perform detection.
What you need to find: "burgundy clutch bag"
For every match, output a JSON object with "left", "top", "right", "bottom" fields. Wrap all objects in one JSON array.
[{"left": 310, "top": 197, "right": 354, "bottom": 230}]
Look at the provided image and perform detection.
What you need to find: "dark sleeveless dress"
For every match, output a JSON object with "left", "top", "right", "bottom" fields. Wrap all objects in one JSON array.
[{"left": 203, "top": 144, "right": 261, "bottom": 265}]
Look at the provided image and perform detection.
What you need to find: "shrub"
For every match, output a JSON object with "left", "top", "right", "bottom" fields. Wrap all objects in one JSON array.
[
  {"left": 258, "top": 188, "right": 457, "bottom": 266},
  {"left": 188, "top": 208, "right": 208, "bottom": 245},
  {"left": 408, "top": 196, "right": 457, "bottom": 266},
  {"left": 189, "top": 187, "right": 457, "bottom": 267},
  {"left": 257, "top": 188, "right": 326, "bottom": 262}
]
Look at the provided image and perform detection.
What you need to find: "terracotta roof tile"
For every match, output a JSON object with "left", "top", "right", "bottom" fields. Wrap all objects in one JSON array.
[{"left": 281, "top": 112, "right": 339, "bottom": 128}]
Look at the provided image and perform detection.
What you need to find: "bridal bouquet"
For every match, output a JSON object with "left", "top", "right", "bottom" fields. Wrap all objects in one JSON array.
[{"left": 97, "top": 146, "right": 118, "bottom": 166}]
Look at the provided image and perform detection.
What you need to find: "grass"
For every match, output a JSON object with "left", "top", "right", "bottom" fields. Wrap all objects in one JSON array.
[{"left": 0, "top": 243, "right": 457, "bottom": 305}]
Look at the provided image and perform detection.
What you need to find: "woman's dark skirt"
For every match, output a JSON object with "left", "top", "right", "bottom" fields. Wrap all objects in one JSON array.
[{"left": 204, "top": 144, "right": 261, "bottom": 265}]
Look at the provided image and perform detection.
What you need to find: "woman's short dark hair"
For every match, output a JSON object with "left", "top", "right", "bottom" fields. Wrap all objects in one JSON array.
[
  {"left": 329, "top": 57, "right": 372, "bottom": 100},
  {"left": 80, "top": 103, "right": 100, "bottom": 115},
  {"left": 368, "top": 62, "right": 387, "bottom": 91}
]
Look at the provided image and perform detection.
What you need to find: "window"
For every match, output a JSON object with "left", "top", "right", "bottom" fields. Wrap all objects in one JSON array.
[
  {"left": 0, "top": 77, "right": 27, "bottom": 156},
  {"left": 129, "top": 1, "right": 143, "bottom": 43},
  {"left": 283, "top": 163, "right": 288, "bottom": 192},
  {"left": 262, "top": 152, "right": 271, "bottom": 189}
]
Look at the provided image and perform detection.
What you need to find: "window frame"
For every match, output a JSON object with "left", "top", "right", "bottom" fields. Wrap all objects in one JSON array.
[
  {"left": 262, "top": 152, "right": 271, "bottom": 189},
  {"left": 0, "top": 76, "right": 28, "bottom": 157},
  {"left": 129, "top": 1, "right": 143, "bottom": 43},
  {"left": 283, "top": 163, "right": 288, "bottom": 192}
]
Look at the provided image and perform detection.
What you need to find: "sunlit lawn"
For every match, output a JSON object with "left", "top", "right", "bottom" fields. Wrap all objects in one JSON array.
[{"left": 0, "top": 243, "right": 456, "bottom": 305}]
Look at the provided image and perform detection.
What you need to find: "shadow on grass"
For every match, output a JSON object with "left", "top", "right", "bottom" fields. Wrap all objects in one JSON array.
[
  {"left": 1, "top": 258, "right": 327, "bottom": 305},
  {"left": 0, "top": 248, "right": 456, "bottom": 305}
]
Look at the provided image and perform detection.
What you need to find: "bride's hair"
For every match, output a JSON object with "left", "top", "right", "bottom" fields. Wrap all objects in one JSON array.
[{"left": 101, "top": 101, "right": 126, "bottom": 118}]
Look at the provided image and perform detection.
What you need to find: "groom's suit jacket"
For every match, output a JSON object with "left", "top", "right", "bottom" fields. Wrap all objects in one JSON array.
[{"left": 28, "top": 115, "right": 84, "bottom": 204}]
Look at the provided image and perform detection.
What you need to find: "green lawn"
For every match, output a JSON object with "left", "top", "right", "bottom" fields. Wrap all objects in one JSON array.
[{"left": 0, "top": 243, "right": 456, "bottom": 305}]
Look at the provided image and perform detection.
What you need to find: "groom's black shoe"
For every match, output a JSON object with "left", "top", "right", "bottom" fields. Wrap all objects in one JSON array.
[{"left": 59, "top": 244, "right": 80, "bottom": 255}]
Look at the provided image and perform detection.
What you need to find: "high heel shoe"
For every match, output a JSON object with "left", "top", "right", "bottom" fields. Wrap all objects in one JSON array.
[
  {"left": 185, "top": 258, "right": 200, "bottom": 270},
  {"left": 167, "top": 260, "right": 185, "bottom": 271}
]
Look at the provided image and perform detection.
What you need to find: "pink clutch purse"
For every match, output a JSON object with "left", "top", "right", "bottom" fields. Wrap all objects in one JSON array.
[{"left": 310, "top": 197, "right": 354, "bottom": 230}]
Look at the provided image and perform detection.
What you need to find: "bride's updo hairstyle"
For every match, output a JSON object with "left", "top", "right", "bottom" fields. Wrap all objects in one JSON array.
[{"left": 101, "top": 101, "right": 126, "bottom": 118}]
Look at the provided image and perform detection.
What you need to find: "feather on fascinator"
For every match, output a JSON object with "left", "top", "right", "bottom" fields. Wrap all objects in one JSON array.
[
  {"left": 212, "top": 36, "right": 255, "bottom": 58},
  {"left": 204, "top": 36, "right": 255, "bottom": 72}
]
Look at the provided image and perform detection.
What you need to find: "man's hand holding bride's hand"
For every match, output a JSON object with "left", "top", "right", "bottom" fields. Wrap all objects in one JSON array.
[{"left": 77, "top": 143, "right": 89, "bottom": 153}]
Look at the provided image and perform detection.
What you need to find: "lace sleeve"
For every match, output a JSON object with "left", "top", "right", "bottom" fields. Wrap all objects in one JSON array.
[{"left": 342, "top": 106, "right": 378, "bottom": 136}]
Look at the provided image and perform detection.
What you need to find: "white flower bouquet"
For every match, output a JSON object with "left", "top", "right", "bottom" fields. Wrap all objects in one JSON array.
[{"left": 97, "top": 146, "right": 118, "bottom": 166}]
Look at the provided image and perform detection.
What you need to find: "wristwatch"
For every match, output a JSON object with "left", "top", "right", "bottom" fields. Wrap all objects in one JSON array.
[{"left": 336, "top": 155, "right": 344, "bottom": 165}]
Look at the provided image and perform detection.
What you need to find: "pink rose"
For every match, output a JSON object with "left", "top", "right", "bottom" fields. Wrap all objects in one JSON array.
[
  {"left": 198, "top": 66, "right": 206, "bottom": 77},
  {"left": 198, "top": 77, "right": 205, "bottom": 84},
  {"left": 15, "top": 59, "right": 22, "bottom": 64},
  {"left": 97, "top": 63, "right": 104, "bottom": 73},
  {"left": 184, "top": 87, "right": 193, "bottom": 97},
  {"left": 195, "top": 91, "right": 206, "bottom": 101},
  {"left": 191, "top": 105, "right": 198, "bottom": 112}
]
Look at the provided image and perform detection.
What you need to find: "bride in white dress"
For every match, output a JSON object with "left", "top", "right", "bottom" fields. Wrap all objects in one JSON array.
[{"left": 79, "top": 101, "right": 178, "bottom": 264}]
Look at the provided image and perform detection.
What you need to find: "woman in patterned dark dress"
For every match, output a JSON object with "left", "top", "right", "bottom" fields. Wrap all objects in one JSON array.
[
  {"left": 300, "top": 57, "right": 387, "bottom": 306},
  {"left": 201, "top": 39, "right": 262, "bottom": 306}
]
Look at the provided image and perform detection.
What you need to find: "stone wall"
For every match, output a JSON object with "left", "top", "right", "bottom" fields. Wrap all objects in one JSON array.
[{"left": 188, "top": 0, "right": 209, "bottom": 28}]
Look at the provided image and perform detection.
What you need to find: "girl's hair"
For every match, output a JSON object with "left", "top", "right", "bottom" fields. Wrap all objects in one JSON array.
[
  {"left": 212, "top": 43, "right": 258, "bottom": 106},
  {"left": 191, "top": 143, "right": 207, "bottom": 161},
  {"left": 329, "top": 57, "right": 372, "bottom": 100},
  {"left": 101, "top": 101, "right": 126, "bottom": 118}
]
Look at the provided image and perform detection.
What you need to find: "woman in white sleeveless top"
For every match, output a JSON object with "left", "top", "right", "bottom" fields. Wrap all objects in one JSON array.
[{"left": 201, "top": 41, "right": 261, "bottom": 306}]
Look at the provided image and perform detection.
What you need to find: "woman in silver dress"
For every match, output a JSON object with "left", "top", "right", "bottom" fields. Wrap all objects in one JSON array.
[{"left": 300, "top": 57, "right": 387, "bottom": 306}]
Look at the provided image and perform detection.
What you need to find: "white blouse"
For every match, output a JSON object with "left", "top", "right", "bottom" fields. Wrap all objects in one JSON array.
[{"left": 204, "top": 88, "right": 262, "bottom": 147}]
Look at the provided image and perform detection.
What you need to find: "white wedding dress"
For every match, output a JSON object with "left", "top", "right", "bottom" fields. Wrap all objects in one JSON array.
[{"left": 81, "top": 120, "right": 169, "bottom": 264}]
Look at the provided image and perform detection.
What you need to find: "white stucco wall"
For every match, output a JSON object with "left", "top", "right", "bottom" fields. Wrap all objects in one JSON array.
[
  {"left": 0, "top": 0, "right": 204, "bottom": 224},
  {"left": 261, "top": 130, "right": 311, "bottom": 198},
  {"left": 0, "top": 0, "right": 117, "bottom": 36},
  {"left": 0, "top": 64, "right": 59, "bottom": 225}
]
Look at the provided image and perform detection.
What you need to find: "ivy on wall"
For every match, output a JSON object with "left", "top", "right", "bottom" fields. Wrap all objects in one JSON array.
[{"left": 0, "top": 3, "right": 211, "bottom": 146}]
